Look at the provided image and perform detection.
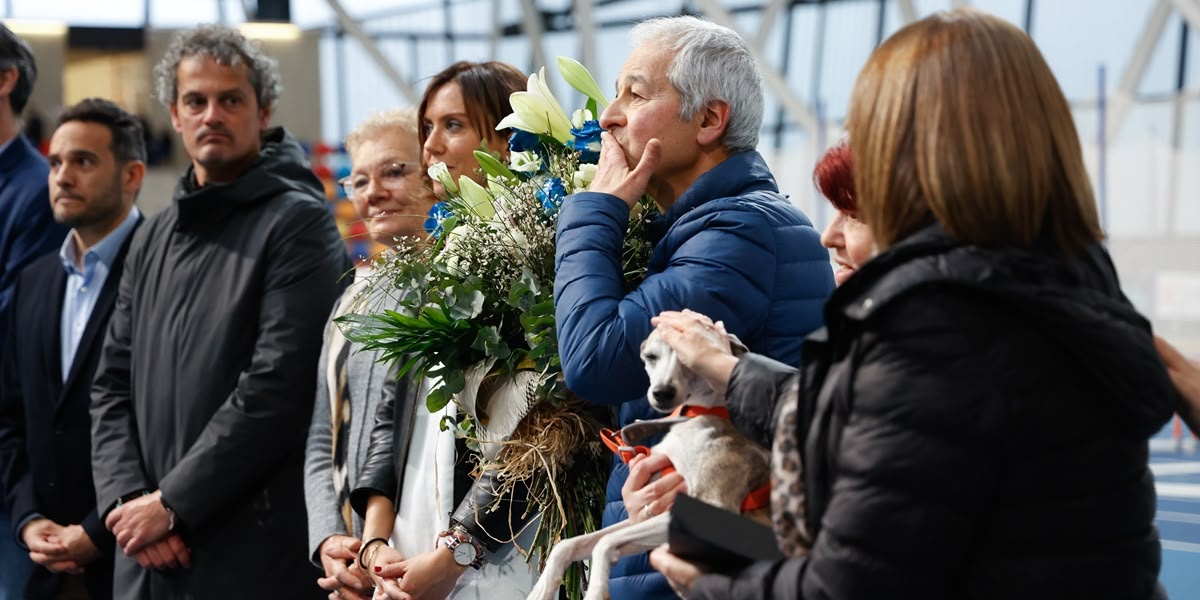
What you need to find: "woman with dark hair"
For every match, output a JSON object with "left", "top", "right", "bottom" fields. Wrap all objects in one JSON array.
[
  {"left": 649, "top": 9, "right": 1178, "bottom": 599},
  {"left": 350, "top": 61, "right": 533, "bottom": 600},
  {"left": 419, "top": 61, "right": 527, "bottom": 194}
]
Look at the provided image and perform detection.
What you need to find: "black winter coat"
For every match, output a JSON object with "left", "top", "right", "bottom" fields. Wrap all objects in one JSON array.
[
  {"left": 90, "top": 128, "right": 350, "bottom": 599},
  {"left": 692, "top": 225, "right": 1178, "bottom": 600}
]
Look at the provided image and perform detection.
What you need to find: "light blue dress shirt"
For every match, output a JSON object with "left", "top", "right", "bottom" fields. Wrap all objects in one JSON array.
[{"left": 58, "top": 206, "right": 140, "bottom": 381}]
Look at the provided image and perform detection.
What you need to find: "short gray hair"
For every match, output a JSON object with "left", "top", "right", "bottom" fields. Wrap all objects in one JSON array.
[
  {"left": 630, "top": 16, "right": 763, "bottom": 153},
  {"left": 345, "top": 107, "right": 420, "bottom": 158},
  {"left": 154, "top": 24, "right": 282, "bottom": 110}
]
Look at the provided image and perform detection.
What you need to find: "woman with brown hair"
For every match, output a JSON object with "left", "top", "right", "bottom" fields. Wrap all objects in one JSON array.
[
  {"left": 349, "top": 61, "right": 533, "bottom": 600},
  {"left": 650, "top": 9, "right": 1177, "bottom": 599}
]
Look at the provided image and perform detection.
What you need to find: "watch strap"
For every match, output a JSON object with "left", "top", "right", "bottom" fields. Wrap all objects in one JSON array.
[{"left": 437, "top": 526, "right": 485, "bottom": 569}]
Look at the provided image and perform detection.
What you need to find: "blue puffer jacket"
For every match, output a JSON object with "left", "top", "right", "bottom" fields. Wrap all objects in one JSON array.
[{"left": 554, "top": 150, "right": 834, "bottom": 599}]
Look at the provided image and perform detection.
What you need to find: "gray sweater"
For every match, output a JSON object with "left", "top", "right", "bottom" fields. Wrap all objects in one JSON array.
[{"left": 303, "top": 282, "right": 394, "bottom": 562}]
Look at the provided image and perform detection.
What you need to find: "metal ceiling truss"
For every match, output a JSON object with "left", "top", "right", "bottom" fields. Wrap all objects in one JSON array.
[{"left": 324, "top": 0, "right": 1193, "bottom": 152}]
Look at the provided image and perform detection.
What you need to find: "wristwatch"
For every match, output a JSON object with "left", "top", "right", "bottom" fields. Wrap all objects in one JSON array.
[{"left": 437, "top": 526, "right": 485, "bottom": 570}]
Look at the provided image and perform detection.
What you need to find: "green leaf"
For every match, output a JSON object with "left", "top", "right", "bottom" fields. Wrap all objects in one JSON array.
[
  {"left": 472, "top": 326, "right": 513, "bottom": 360},
  {"left": 474, "top": 150, "right": 519, "bottom": 184},
  {"left": 426, "top": 386, "right": 452, "bottom": 412},
  {"left": 446, "top": 287, "right": 485, "bottom": 321},
  {"left": 441, "top": 367, "right": 466, "bottom": 394}
]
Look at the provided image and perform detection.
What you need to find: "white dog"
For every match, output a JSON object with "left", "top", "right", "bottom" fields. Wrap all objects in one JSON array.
[{"left": 526, "top": 328, "right": 771, "bottom": 600}]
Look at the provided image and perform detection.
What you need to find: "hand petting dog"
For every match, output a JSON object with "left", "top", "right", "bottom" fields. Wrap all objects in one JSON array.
[{"left": 653, "top": 309, "right": 740, "bottom": 393}]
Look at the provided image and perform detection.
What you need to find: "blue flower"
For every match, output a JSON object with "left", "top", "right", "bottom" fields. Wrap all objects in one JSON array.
[
  {"left": 536, "top": 178, "right": 567, "bottom": 216},
  {"left": 570, "top": 120, "right": 604, "bottom": 164},
  {"left": 508, "top": 130, "right": 542, "bottom": 153},
  {"left": 424, "top": 202, "right": 453, "bottom": 238}
]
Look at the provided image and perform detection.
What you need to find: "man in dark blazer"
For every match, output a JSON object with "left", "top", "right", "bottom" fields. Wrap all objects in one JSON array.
[
  {"left": 0, "top": 24, "right": 70, "bottom": 597},
  {"left": 0, "top": 98, "right": 146, "bottom": 600}
]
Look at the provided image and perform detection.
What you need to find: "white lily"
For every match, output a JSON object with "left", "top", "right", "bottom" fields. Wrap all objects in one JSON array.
[
  {"left": 495, "top": 68, "right": 573, "bottom": 143},
  {"left": 428, "top": 162, "right": 457, "bottom": 195},
  {"left": 557, "top": 56, "right": 610, "bottom": 110},
  {"left": 457, "top": 176, "right": 497, "bottom": 219}
]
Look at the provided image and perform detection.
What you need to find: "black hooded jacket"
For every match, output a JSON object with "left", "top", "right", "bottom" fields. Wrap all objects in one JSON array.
[
  {"left": 91, "top": 128, "right": 350, "bottom": 598},
  {"left": 693, "top": 224, "right": 1178, "bottom": 600}
]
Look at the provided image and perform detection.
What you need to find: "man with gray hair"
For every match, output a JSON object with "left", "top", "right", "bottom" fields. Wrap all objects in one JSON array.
[
  {"left": 90, "top": 25, "right": 347, "bottom": 598},
  {"left": 553, "top": 16, "right": 833, "bottom": 599}
]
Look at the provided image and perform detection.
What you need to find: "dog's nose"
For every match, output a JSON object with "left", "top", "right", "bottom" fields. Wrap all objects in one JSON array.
[{"left": 651, "top": 385, "right": 676, "bottom": 404}]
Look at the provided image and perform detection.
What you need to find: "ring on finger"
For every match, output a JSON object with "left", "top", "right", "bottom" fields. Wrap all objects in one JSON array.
[{"left": 642, "top": 501, "right": 656, "bottom": 518}]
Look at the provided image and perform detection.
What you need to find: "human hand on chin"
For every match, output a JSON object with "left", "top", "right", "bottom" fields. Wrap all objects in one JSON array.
[{"left": 587, "top": 132, "right": 661, "bottom": 208}]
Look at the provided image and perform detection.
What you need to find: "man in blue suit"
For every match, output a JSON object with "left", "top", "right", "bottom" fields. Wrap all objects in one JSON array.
[
  {"left": 0, "top": 98, "right": 145, "bottom": 599},
  {"left": 0, "top": 24, "right": 69, "bottom": 599},
  {"left": 553, "top": 15, "right": 835, "bottom": 600}
]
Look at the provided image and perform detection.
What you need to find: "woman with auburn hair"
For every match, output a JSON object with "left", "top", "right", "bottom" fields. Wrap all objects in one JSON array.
[
  {"left": 350, "top": 61, "right": 536, "bottom": 600},
  {"left": 419, "top": 60, "right": 527, "bottom": 194},
  {"left": 649, "top": 9, "right": 1177, "bottom": 599}
]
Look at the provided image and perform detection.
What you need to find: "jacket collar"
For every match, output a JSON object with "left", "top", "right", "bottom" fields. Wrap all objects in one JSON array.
[{"left": 648, "top": 150, "right": 778, "bottom": 241}]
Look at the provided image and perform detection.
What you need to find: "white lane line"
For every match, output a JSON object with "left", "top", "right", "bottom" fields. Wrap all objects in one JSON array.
[
  {"left": 1161, "top": 539, "right": 1200, "bottom": 553},
  {"left": 1150, "top": 462, "right": 1200, "bottom": 476},
  {"left": 1156, "top": 483, "right": 1200, "bottom": 499},
  {"left": 1157, "top": 511, "right": 1200, "bottom": 524}
]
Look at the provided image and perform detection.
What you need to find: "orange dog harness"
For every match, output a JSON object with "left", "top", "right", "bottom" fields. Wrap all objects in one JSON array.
[{"left": 600, "top": 405, "right": 771, "bottom": 513}]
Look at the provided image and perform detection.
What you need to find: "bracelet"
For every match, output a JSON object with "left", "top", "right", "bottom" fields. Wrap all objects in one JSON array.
[{"left": 357, "top": 537, "right": 389, "bottom": 569}]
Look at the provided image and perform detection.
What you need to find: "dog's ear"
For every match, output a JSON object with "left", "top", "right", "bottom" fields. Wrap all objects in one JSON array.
[{"left": 727, "top": 332, "right": 749, "bottom": 357}]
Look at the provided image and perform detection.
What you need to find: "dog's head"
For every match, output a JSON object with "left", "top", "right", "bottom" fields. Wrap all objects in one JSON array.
[{"left": 640, "top": 327, "right": 748, "bottom": 414}]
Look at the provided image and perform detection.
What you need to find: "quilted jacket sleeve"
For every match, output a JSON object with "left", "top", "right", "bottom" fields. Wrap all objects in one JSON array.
[
  {"left": 725, "top": 352, "right": 799, "bottom": 447},
  {"left": 554, "top": 192, "right": 779, "bottom": 405}
]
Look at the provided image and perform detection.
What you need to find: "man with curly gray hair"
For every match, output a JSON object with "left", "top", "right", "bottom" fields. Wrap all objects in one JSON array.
[{"left": 91, "top": 24, "right": 346, "bottom": 599}]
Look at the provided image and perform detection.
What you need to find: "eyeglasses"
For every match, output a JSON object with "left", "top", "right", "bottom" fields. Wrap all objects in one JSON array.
[{"left": 338, "top": 162, "right": 415, "bottom": 199}]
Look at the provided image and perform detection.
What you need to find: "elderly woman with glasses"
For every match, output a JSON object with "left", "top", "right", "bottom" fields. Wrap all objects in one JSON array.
[
  {"left": 349, "top": 60, "right": 538, "bottom": 600},
  {"left": 303, "top": 107, "right": 437, "bottom": 600}
]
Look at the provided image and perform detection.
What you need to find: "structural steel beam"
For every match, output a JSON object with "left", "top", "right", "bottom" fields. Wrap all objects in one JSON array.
[
  {"left": 1169, "top": 0, "right": 1200, "bottom": 32},
  {"left": 694, "top": 0, "right": 820, "bottom": 133},
  {"left": 574, "top": 0, "right": 597, "bottom": 75},
  {"left": 753, "top": 0, "right": 789, "bottom": 52},
  {"left": 519, "top": 0, "right": 549, "bottom": 71},
  {"left": 1107, "top": 0, "right": 1173, "bottom": 143},
  {"left": 324, "top": 0, "right": 420, "bottom": 104},
  {"left": 489, "top": 0, "right": 501, "bottom": 58}
]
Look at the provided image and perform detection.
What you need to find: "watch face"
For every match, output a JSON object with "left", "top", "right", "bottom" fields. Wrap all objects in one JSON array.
[{"left": 453, "top": 542, "right": 477, "bottom": 565}]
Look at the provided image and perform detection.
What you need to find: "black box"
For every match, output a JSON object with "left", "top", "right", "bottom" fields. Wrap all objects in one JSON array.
[{"left": 667, "top": 494, "right": 784, "bottom": 575}]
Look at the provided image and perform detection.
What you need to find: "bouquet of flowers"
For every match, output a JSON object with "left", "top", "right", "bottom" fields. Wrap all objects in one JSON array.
[{"left": 340, "top": 57, "right": 656, "bottom": 598}]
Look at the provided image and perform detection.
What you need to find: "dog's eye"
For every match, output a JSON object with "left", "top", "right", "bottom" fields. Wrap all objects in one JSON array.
[{"left": 643, "top": 353, "right": 658, "bottom": 363}]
